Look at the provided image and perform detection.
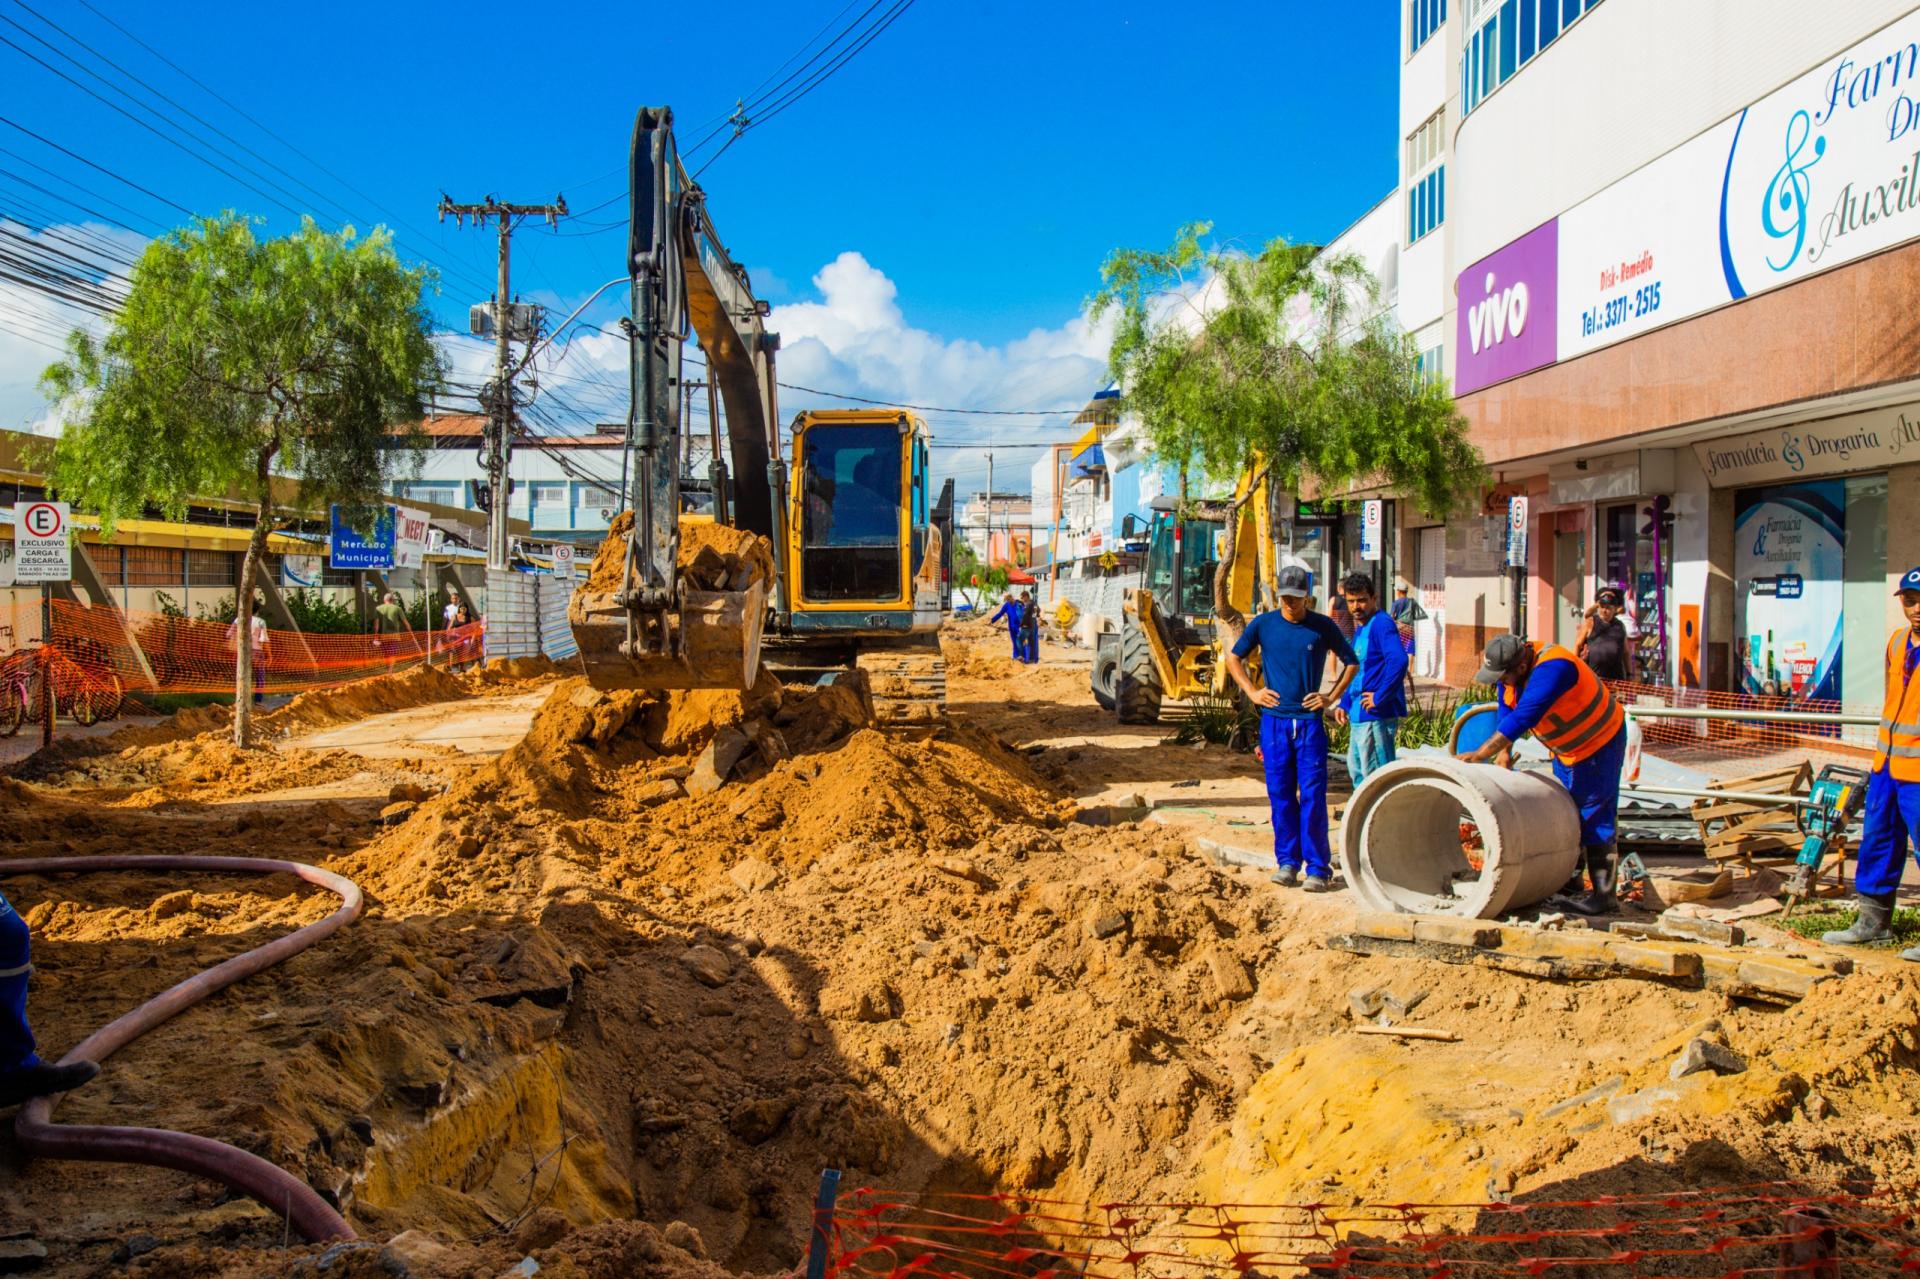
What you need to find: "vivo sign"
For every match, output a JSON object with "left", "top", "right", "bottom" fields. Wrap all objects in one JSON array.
[
  {"left": 1457, "top": 10, "right": 1920, "bottom": 394},
  {"left": 1454, "top": 219, "right": 1558, "bottom": 396}
]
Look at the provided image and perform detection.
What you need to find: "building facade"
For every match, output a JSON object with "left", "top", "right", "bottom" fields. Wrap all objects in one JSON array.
[
  {"left": 390, "top": 415, "right": 629, "bottom": 547},
  {"left": 1434, "top": 0, "right": 1920, "bottom": 709}
]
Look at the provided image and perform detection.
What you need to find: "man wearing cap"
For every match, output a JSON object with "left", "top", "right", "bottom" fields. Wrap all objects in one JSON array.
[
  {"left": 1225, "top": 566, "right": 1358, "bottom": 892},
  {"left": 1455, "top": 633, "right": 1628, "bottom": 915},
  {"left": 1821, "top": 567, "right": 1920, "bottom": 954},
  {"left": 1575, "top": 588, "right": 1634, "bottom": 683}
]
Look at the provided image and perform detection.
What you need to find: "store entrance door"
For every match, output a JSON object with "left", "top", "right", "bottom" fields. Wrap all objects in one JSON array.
[{"left": 1554, "top": 530, "right": 1587, "bottom": 649}]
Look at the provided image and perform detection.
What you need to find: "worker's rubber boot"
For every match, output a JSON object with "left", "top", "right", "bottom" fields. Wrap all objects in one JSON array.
[
  {"left": 1822, "top": 894, "right": 1896, "bottom": 947},
  {"left": 0, "top": 1058, "right": 99, "bottom": 1107},
  {"left": 1556, "top": 844, "right": 1619, "bottom": 917}
]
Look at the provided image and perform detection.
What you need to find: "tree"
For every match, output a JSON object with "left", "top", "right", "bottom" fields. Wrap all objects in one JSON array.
[
  {"left": 1091, "top": 222, "right": 1484, "bottom": 648},
  {"left": 41, "top": 214, "right": 442, "bottom": 745},
  {"left": 1092, "top": 222, "right": 1483, "bottom": 515}
]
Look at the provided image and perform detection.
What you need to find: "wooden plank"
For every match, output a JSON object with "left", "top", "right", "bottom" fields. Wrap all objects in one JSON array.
[{"left": 1354, "top": 1024, "right": 1459, "bottom": 1042}]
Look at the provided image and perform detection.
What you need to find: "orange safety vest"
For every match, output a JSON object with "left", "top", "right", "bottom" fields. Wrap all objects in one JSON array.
[
  {"left": 1875, "top": 628, "right": 1920, "bottom": 782},
  {"left": 1499, "top": 642, "right": 1626, "bottom": 765}
]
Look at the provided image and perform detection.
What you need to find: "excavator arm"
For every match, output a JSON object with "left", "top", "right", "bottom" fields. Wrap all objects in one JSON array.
[{"left": 572, "top": 106, "right": 785, "bottom": 688}]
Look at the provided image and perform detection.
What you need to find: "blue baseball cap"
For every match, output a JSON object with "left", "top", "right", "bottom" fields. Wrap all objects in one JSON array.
[{"left": 1899, "top": 567, "right": 1920, "bottom": 594}]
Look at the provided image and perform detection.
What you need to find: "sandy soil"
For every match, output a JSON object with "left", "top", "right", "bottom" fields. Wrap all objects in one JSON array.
[{"left": 0, "top": 626, "right": 1914, "bottom": 1278}]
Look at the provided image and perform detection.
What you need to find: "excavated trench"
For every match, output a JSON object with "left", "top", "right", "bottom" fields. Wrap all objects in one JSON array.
[{"left": 5, "top": 650, "right": 1920, "bottom": 1276}]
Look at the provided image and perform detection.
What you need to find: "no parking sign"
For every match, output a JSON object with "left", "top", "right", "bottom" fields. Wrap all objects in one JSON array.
[{"left": 14, "top": 501, "right": 70, "bottom": 582}]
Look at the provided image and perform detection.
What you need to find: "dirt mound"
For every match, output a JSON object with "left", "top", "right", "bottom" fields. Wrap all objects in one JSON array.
[
  {"left": 261, "top": 664, "right": 470, "bottom": 734},
  {"left": 577, "top": 511, "right": 774, "bottom": 597},
  {"left": 941, "top": 633, "right": 1026, "bottom": 680}
]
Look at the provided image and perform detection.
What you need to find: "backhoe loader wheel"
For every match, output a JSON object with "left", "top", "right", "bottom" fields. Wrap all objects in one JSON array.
[
  {"left": 1091, "top": 642, "right": 1118, "bottom": 712},
  {"left": 1115, "top": 622, "right": 1163, "bottom": 725}
]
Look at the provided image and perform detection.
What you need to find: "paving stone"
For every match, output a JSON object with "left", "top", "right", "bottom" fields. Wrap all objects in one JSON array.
[
  {"left": 1657, "top": 913, "right": 1746, "bottom": 947},
  {"left": 728, "top": 857, "right": 781, "bottom": 893},
  {"left": 1411, "top": 918, "right": 1501, "bottom": 949},
  {"left": 1352, "top": 912, "right": 1419, "bottom": 941},
  {"left": 1670, "top": 1037, "right": 1747, "bottom": 1079},
  {"left": 1206, "top": 950, "right": 1255, "bottom": 1001},
  {"left": 1348, "top": 984, "right": 1386, "bottom": 1017},
  {"left": 687, "top": 727, "right": 751, "bottom": 795}
]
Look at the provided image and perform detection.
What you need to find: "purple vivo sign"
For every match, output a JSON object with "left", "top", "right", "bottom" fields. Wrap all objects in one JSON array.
[{"left": 1454, "top": 218, "right": 1558, "bottom": 396}]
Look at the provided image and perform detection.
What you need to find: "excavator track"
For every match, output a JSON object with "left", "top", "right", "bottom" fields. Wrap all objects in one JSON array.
[{"left": 858, "top": 651, "right": 948, "bottom": 732}]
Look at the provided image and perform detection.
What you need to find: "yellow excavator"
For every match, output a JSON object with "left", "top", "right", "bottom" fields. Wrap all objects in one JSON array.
[
  {"left": 1090, "top": 464, "right": 1279, "bottom": 726},
  {"left": 568, "top": 107, "right": 953, "bottom": 721}
]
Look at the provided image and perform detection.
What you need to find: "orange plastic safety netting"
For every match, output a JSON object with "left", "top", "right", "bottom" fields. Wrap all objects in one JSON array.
[
  {"left": 1605, "top": 680, "right": 1877, "bottom": 780},
  {"left": 810, "top": 1184, "right": 1920, "bottom": 1279},
  {"left": 41, "top": 599, "right": 485, "bottom": 695}
]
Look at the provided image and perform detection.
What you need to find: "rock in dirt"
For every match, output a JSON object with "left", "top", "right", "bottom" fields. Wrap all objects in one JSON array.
[
  {"left": 934, "top": 856, "right": 990, "bottom": 887},
  {"left": 634, "top": 778, "right": 685, "bottom": 806},
  {"left": 1206, "top": 950, "right": 1255, "bottom": 1001},
  {"left": 109, "top": 1235, "right": 159, "bottom": 1264},
  {"left": 388, "top": 781, "right": 435, "bottom": 804},
  {"left": 1088, "top": 910, "right": 1130, "bottom": 940},
  {"left": 379, "top": 800, "right": 418, "bottom": 825},
  {"left": 0, "top": 1238, "right": 47, "bottom": 1272},
  {"left": 1348, "top": 985, "right": 1386, "bottom": 1017},
  {"left": 1670, "top": 1037, "right": 1747, "bottom": 1080},
  {"left": 663, "top": 1221, "right": 708, "bottom": 1258},
  {"left": 728, "top": 1095, "right": 793, "bottom": 1144},
  {"left": 729, "top": 857, "right": 781, "bottom": 893},
  {"left": 681, "top": 944, "right": 732, "bottom": 987},
  {"left": 385, "top": 1231, "right": 448, "bottom": 1270},
  {"left": 688, "top": 727, "right": 751, "bottom": 796},
  {"left": 149, "top": 889, "right": 196, "bottom": 920}
]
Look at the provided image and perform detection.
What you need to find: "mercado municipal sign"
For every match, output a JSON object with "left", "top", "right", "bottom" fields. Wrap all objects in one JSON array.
[{"left": 1456, "top": 9, "right": 1920, "bottom": 395}]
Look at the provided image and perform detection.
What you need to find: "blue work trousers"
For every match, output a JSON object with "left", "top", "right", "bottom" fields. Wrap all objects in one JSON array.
[
  {"left": 1261, "top": 715, "right": 1332, "bottom": 878},
  {"left": 0, "top": 890, "right": 35, "bottom": 1076},
  {"left": 1347, "top": 718, "right": 1399, "bottom": 790},
  {"left": 1550, "top": 723, "right": 1628, "bottom": 847},
  {"left": 1020, "top": 628, "right": 1039, "bottom": 663},
  {"left": 1004, "top": 622, "right": 1021, "bottom": 660},
  {"left": 1853, "top": 768, "right": 1920, "bottom": 898}
]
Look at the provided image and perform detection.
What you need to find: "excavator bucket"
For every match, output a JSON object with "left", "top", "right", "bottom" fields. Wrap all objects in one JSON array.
[{"left": 568, "top": 580, "right": 768, "bottom": 691}]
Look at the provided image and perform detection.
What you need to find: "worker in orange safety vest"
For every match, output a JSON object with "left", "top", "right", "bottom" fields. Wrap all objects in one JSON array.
[
  {"left": 1823, "top": 566, "right": 1920, "bottom": 955},
  {"left": 1455, "top": 634, "right": 1628, "bottom": 916}
]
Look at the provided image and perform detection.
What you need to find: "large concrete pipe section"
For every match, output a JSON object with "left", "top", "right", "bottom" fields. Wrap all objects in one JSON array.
[{"left": 1342, "top": 757, "right": 1581, "bottom": 919}]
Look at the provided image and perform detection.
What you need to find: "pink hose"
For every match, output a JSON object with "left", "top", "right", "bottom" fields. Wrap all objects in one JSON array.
[{"left": 2, "top": 855, "right": 364, "bottom": 1242}]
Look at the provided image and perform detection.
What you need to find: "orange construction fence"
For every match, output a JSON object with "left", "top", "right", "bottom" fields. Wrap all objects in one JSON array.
[
  {"left": 41, "top": 598, "right": 484, "bottom": 697},
  {"left": 1604, "top": 678, "right": 1877, "bottom": 780}
]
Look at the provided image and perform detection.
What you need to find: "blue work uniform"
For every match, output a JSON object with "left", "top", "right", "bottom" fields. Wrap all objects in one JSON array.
[
  {"left": 1855, "top": 633, "right": 1920, "bottom": 898},
  {"left": 1232, "top": 610, "right": 1358, "bottom": 878},
  {"left": 1497, "top": 655, "right": 1628, "bottom": 847},
  {"left": 1344, "top": 610, "right": 1409, "bottom": 788},
  {"left": 1, "top": 890, "right": 36, "bottom": 1078},
  {"left": 988, "top": 600, "right": 1022, "bottom": 659}
]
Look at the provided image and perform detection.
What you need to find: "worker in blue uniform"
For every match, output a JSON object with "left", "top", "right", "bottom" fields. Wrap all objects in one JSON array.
[
  {"left": 1225, "top": 565, "right": 1358, "bottom": 892},
  {"left": 1456, "top": 634, "right": 1628, "bottom": 916},
  {"left": 988, "top": 594, "right": 1023, "bottom": 661},
  {"left": 1336, "top": 572, "right": 1409, "bottom": 789},
  {"left": 1, "top": 889, "right": 100, "bottom": 1106},
  {"left": 1019, "top": 591, "right": 1041, "bottom": 664},
  {"left": 1823, "top": 567, "right": 1920, "bottom": 954}
]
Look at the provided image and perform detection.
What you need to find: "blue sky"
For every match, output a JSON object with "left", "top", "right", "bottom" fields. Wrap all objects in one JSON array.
[{"left": 0, "top": 0, "right": 1400, "bottom": 493}]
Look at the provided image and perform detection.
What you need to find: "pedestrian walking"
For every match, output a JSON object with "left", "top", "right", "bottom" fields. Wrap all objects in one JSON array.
[
  {"left": 1574, "top": 587, "right": 1634, "bottom": 682},
  {"left": 988, "top": 594, "right": 1023, "bottom": 661},
  {"left": 1019, "top": 591, "right": 1041, "bottom": 664},
  {"left": 224, "top": 598, "right": 269, "bottom": 704},
  {"left": 1, "top": 889, "right": 99, "bottom": 1107},
  {"left": 1224, "top": 565, "right": 1358, "bottom": 892},
  {"left": 1335, "top": 572, "right": 1408, "bottom": 789},
  {"left": 1822, "top": 567, "right": 1920, "bottom": 953},
  {"left": 373, "top": 590, "right": 413, "bottom": 670},
  {"left": 1455, "top": 634, "right": 1628, "bottom": 915}
]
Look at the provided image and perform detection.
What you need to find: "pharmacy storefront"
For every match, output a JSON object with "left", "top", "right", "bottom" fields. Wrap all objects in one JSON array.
[
  {"left": 1694, "top": 405, "right": 1916, "bottom": 710},
  {"left": 1448, "top": 9, "right": 1920, "bottom": 701}
]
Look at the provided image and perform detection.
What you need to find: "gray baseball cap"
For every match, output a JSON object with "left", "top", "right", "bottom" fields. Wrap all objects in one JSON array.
[
  {"left": 1475, "top": 634, "right": 1529, "bottom": 684},
  {"left": 1276, "top": 565, "right": 1311, "bottom": 599}
]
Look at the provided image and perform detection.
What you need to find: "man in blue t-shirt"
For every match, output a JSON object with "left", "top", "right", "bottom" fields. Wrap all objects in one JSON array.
[
  {"left": 1336, "top": 573, "right": 1409, "bottom": 789},
  {"left": 1225, "top": 565, "right": 1358, "bottom": 891}
]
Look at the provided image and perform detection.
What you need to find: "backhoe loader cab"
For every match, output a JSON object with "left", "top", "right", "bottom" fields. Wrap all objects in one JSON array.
[{"left": 1090, "top": 499, "right": 1226, "bottom": 723}]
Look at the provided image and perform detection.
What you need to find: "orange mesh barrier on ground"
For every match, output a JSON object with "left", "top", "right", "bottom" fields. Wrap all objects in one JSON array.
[
  {"left": 812, "top": 1184, "right": 1920, "bottom": 1279},
  {"left": 41, "top": 599, "right": 485, "bottom": 696},
  {"left": 1606, "top": 680, "right": 1876, "bottom": 781}
]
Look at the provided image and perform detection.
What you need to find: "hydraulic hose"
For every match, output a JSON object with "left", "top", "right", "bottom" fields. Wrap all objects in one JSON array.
[{"left": 1, "top": 855, "right": 364, "bottom": 1243}]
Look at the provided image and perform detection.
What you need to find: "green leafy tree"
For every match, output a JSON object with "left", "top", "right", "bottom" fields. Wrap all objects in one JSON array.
[
  {"left": 41, "top": 214, "right": 442, "bottom": 745},
  {"left": 1091, "top": 222, "right": 1483, "bottom": 649}
]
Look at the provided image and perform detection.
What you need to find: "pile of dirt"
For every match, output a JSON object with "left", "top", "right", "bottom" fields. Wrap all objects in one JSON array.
[
  {"left": 576, "top": 511, "right": 774, "bottom": 598},
  {"left": 261, "top": 664, "right": 471, "bottom": 734},
  {"left": 940, "top": 632, "right": 1028, "bottom": 680}
]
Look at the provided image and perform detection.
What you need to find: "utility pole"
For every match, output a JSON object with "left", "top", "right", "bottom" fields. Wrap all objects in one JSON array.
[
  {"left": 985, "top": 451, "right": 993, "bottom": 564},
  {"left": 437, "top": 194, "right": 568, "bottom": 570}
]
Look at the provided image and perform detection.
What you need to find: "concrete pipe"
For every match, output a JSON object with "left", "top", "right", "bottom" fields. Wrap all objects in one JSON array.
[{"left": 1342, "top": 757, "right": 1582, "bottom": 919}]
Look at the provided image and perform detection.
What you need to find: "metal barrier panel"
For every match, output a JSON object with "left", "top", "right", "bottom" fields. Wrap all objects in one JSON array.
[
  {"left": 538, "top": 576, "right": 578, "bottom": 661},
  {"left": 484, "top": 570, "right": 542, "bottom": 663}
]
